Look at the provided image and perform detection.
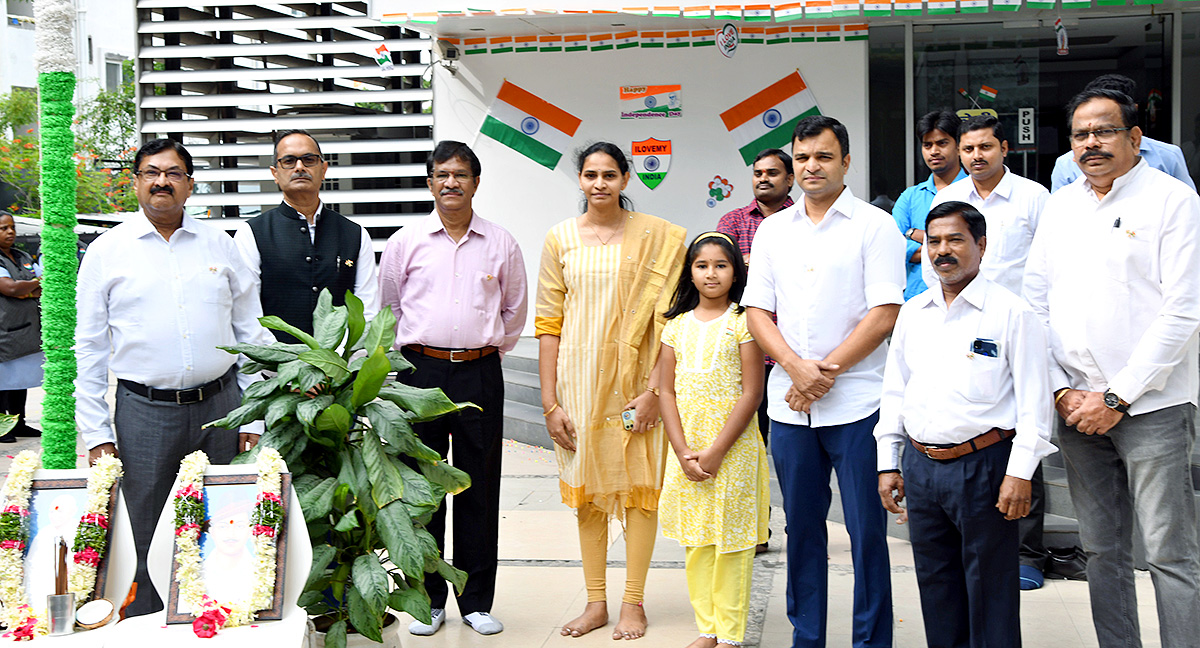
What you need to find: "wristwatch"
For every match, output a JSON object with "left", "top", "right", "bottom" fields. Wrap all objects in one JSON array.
[
  {"left": 905, "top": 227, "right": 917, "bottom": 241},
  {"left": 1103, "top": 390, "right": 1129, "bottom": 414}
]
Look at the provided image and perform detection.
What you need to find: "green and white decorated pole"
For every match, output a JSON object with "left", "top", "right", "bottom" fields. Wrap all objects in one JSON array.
[{"left": 34, "top": 0, "right": 79, "bottom": 469}]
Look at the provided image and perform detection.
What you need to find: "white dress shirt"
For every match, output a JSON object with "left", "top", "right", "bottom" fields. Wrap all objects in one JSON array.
[
  {"left": 742, "top": 186, "right": 906, "bottom": 428},
  {"left": 232, "top": 201, "right": 380, "bottom": 320},
  {"left": 75, "top": 213, "right": 272, "bottom": 449},
  {"left": 1023, "top": 159, "right": 1200, "bottom": 415},
  {"left": 922, "top": 168, "right": 1048, "bottom": 296},
  {"left": 874, "top": 276, "right": 1056, "bottom": 479}
]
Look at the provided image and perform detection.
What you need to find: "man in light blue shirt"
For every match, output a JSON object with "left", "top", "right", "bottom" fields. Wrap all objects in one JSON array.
[
  {"left": 892, "top": 111, "right": 968, "bottom": 300},
  {"left": 1050, "top": 74, "right": 1195, "bottom": 193}
]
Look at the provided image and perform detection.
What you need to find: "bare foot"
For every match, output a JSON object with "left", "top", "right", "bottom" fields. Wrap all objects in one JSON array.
[
  {"left": 684, "top": 636, "right": 719, "bottom": 648},
  {"left": 612, "top": 602, "right": 647, "bottom": 640},
  {"left": 562, "top": 601, "right": 608, "bottom": 637}
]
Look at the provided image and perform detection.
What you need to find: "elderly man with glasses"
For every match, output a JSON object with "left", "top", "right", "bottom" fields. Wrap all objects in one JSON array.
[
  {"left": 75, "top": 138, "right": 272, "bottom": 615},
  {"left": 234, "top": 129, "right": 379, "bottom": 343}
]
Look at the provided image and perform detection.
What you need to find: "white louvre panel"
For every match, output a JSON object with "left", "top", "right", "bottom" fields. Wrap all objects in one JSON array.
[{"left": 137, "top": 2, "right": 435, "bottom": 239}]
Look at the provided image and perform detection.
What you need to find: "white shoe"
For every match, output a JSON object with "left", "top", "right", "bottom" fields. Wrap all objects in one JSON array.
[
  {"left": 408, "top": 608, "right": 445, "bottom": 636},
  {"left": 463, "top": 611, "right": 504, "bottom": 635}
]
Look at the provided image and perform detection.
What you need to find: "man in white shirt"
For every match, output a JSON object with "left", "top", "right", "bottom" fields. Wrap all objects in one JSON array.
[
  {"left": 876, "top": 200, "right": 1056, "bottom": 647},
  {"left": 922, "top": 114, "right": 1048, "bottom": 297},
  {"left": 75, "top": 139, "right": 271, "bottom": 615},
  {"left": 234, "top": 129, "right": 379, "bottom": 341},
  {"left": 744, "top": 115, "right": 905, "bottom": 648},
  {"left": 1024, "top": 87, "right": 1200, "bottom": 647}
]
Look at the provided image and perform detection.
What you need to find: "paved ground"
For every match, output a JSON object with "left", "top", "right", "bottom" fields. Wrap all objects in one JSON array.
[{"left": 3, "top": 388, "right": 1163, "bottom": 647}]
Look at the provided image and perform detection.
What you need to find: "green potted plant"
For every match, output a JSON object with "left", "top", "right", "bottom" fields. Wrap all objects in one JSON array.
[{"left": 210, "top": 290, "right": 473, "bottom": 648}]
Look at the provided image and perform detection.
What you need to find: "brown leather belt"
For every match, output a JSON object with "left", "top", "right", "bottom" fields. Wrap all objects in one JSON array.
[
  {"left": 404, "top": 344, "right": 498, "bottom": 363},
  {"left": 910, "top": 427, "right": 1015, "bottom": 461}
]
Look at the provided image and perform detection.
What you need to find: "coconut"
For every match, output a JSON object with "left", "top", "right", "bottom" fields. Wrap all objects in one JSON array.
[{"left": 75, "top": 598, "right": 114, "bottom": 629}]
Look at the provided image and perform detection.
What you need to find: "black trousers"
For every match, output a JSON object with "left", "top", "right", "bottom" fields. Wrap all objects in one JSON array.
[
  {"left": 400, "top": 349, "right": 504, "bottom": 615},
  {"left": 905, "top": 439, "right": 1021, "bottom": 648},
  {"left": 757, "top": 363, "right": 772, "bottom": 447},
  {"left": 1018, "top": 463, "right": 1047, "bottom": 570}
]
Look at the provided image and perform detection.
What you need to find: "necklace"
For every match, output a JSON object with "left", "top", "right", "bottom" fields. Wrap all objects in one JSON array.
[{"left": 584, "top": 216, "right": 622, "bottom": 245}]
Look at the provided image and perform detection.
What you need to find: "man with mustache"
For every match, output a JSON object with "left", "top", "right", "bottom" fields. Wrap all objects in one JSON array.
[
  {"left": 378, "top": 140, "right": 527, "bottom": 637},
  {"left": 892, "top": 111, "right": 966, "bottom": 301},
  {"left": 743, "top": 115, "right": 905, "bottom": 648},
  {"left": 234, "top": 129, "right": 379, "bottom": 344},
  {"left": 1025, "top": 87, "right": 1200, "bottom": 648},
  {"left": 1050, "top": 74, "right": 1195, "bottom": 193},
  {"left": 876, "top": 200, "right": 1055, "bottom": 647},
  {"left": 717, "top": 148, "right": 794, "bottom": 547},
  {"left": 75, "top": 138, "right": 271, "bottom": 615}
]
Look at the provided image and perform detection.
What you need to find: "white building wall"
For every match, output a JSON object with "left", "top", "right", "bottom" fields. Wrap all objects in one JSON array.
[{"left": 432, "top": 41, "right": 870, "bottom": 330}]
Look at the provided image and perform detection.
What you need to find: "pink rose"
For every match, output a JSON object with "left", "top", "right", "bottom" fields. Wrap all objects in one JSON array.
[
  {"left": 81, "top": 513, "right": 109, "bottom": 529},
  {"left": 259, "top": 492, "right": 282, "bottom": 503},
  {"left": 176, "top": 484, "right": 203, "bottom": 500},
  {"left": 252, "top": 524, "right": 276, "bottom": 538},
  {"left": 0, "top": 540, "right": 26, "bottom": 550},
  {"left": 192, "top": 615, "right": 219, "bottom": 639},
  {"left": 74, "top": 547, "right": 101, "bottom": 566},
  {"left": 175, "top": 523, "right": 200, "bottom": 537}
]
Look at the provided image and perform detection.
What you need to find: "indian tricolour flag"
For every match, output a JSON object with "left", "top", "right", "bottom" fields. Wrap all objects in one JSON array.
[
  {"left": 590, "top": 33, "right": 615, "bottom": 51},
  {"left": 805, "top": 0, "right": 833, "bottom": 17},
  {"left": 652, "top": 6, "right": 682, "bottom": 16},
  {"left": 539, "top": 35, "right": 563, "bottom": 52},
  {"left": 766, "top": 25, "right": 791, "bottom": 44},
  {"left": 991, "top": 0, "right": 1021, "bottom": 9},
  {"left": 926, "top": 0, "right": 957, "bottom": 13},
  {"left": 843, "top": 24, "right": 869, "bottom": 40},
  {"left": 743, "top": 4, "right": 774, "bottom": 20},
  {"left": 640, "top": 31, "right": 665, "bottom": 47},
  {"left": 791, "top": 25, "right": 816, "bottom": 42},
  {"left": 623, "top": 6, "right": 651, "bottom": 15},
  {"left": 692, "top": 28, "right": 717, "bottom": 46},
  {"left": 666, "top": 30, "right": 692, "bottom": 47},
  {"left": 720, "top": 71, "right": 821, "bottom": 165},
  {"left": 864, "top": 0, "right": 892, "bottom": 15},
  {"left": 481, "top": 81, "right": 582, "bottom": 169},
  {"left": 564, "top": 34, "right": 589, "bottom": 52},
  {"left": 741, "top": 26, "right": 766, "bottom": 44},
  {"left": 894, "top": 0, "right": 924, "bottom": 15},
  {"left": 775, "top": 2, "right": 806, "bottom": 20},
  {"left": 616, "top": 31, "right": 640, "bottom": 48},
  {"left": 815, "top": 24, "right": 841, "bottom": 41},
  {"left": 960, "top": 0, "right": 988, "bottom": 12},
  {"left": 979, "top": 85, "right": 998, "bottom": 101},
  {"left": 514, "top": 35, "right": 538, "bottom": 53},
  {"left": 463, "top": 37, "right": 488, "bottom": 55},
  {"left": 683, "top": 5, "right": 712, "bottom": 18},
  {"left": 490, "top": 36, "right": 514, "bottom": 54},
  {"left": 713, "top": 4, "right": 742, "bottom": 19},
  {"left": 1025, "top": 0, "right": 1053, "bottom": 7},
  {"left": 1062, "top": 0, "right": 1089, "bottom": 7},
  {"left": 832, "top": 0, "right": 862, "bottom": 16}
]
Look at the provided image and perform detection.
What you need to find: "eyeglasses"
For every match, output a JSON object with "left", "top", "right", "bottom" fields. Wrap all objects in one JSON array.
[
  {"left": 135, "top": 168, "right": 190, "bottom": 182},
  {"left": 276, "top": 154, "right": 323, "bottom": 169},
  {"left": 430, "top": 171, "right": 474, "bottom": 184},
  {"left": 1070, "top": 127, "right": 1130, "bottom": 145}
]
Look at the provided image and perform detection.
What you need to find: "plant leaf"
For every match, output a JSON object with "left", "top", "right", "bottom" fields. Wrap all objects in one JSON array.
[
  {"left": 385, "top": 350, "right": 414, "bottom": 374},
  {"left": 376, "top": 384, "right": 479, "bottom": 423},
  {"left": 218, "top": 343, "right": 302, "bottom": 365},
  {"left": 299, "top": 349, "right": 350, "bottom": 384},
  {"left": 388, "top": 585, "right": 432, "bottom": 625},
  {"left": 316, "top": 404, "right": 351, "bottom": 437},
  {"left": 306, "top": 544, "right": 336, "bottom": 590},
  {"left": 298, "top": 476, "right": 337, "bottom": 522},
  {"left": 204, "top": 398, "right": 269, "bottom": 430},
  {"left": 265, "top": 392, "right": 308, "bottom": 429},
  {"left": 296, "top": 394, "right": 334, "bottom": 428},
  {"left": 295, "top": 364, "right": 327, "bottom": 394},
  {"left": 355, "top": 307, "right": 398, "bottom": 354},
  {"left": 346, "top": 587, "right": 383, "bottom": 643},
  {"left": 324, "top": 619, "right": 347, "bottom": 648},
  {"left": 360, "top": 429, "right": 405, "bottom": 508},
  {"left": 351, "top": 347, "right": 391, "bottom": 411},
  {"left": 313, "top": 290, "right": 335, "bottom": 340},
  {"left": 363, "top": 401, "right": 416, "bottom": 455},
  {"left": 259, "top": 315, "right": 319, "bottom": 349},
  {"left": 274, "top": 358, "right": 305, "bottom": 387},
  {"left": 344, "top": 290, "right": 366, "bottom": 350},
  {"left": 333, "top": 509, "right": 360, "bottom": 532},
  {"left": 419, "top": 461, "right": 472, "bottom": 497},
  {"left": 314, "top": 295, "right": 348, "bottom": 350},
  {"left": 351, "top": 554, "right": 389, "bottom": 616},
  {"left": 435, "top": 559, "right": 468, "bottom": 594},
  {"left": 396, "top": 461, "right": 436, "bottom": 506},
  {"left": 339, "top": 448, "right": 370, "bottom": 505},
  {"left": 376, "top": 500, "right": 424, "bottom": 581},
  {"left": 242, "top": 375, "right": 282, "bottom": 400}
]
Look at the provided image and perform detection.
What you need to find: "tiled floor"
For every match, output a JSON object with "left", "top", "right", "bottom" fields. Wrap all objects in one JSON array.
[{"left": 3, "top": 388, "right": 1165, "bottom": 647}]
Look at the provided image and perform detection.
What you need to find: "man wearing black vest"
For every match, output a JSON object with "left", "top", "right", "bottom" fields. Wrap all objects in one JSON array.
[{"left": 235, "top": 129, "right": 379, "bottom": 340}]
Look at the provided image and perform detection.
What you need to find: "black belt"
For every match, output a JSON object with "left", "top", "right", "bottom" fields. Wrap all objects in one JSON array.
[{"left": 119, "top": 371, "right": 230, "bottom": 405}]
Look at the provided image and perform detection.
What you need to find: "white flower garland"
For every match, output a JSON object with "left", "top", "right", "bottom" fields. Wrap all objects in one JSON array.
[
  {"left": 172, "top": 448, "right": 286, "bottom": 637},
  {"left": 66, "top": 455, "right": 123, "bottom": 602}
]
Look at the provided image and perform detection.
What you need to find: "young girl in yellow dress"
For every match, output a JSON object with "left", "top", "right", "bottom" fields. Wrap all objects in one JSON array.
[{"left": 658, "top": 232, "right": 770, "bottom": 648}]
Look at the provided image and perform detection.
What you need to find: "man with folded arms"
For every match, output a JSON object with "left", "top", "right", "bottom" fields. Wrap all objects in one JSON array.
[
  {"left": 378, "top": 140, "right": 527, "bottom": 637},
  {"left": 877, "top": 200, "right": 1056, "bottom": 647},
  {"left": 1024, "top": 87, "right": 1200, "bottom": 647}
]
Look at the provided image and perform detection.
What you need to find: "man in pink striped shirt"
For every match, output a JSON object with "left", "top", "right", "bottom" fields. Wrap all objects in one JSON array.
[{"left": 378, "top": 141, "right": 528, "bottom": 637}]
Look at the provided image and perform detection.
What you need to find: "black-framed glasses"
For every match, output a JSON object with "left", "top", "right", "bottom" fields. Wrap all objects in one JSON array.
[
  {"left": 135, "top": 168, "right": 190, "bottom": 182},
  {"left": 1070, "top": 127, "right": 1130, "bottom": 145},
  {"left": 430, "top": 171, "right": 474, "bottom": 184},
  {"left": 276, "top": 154, "right": 323, "bottom": 169}
]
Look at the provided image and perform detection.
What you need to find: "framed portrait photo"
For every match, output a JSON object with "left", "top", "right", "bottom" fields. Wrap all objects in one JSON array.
[
  {"left": 25, "top": 477, "right": 120, "bottom": 607},
  {"left": 166, "top": 473, "right": 292, "bottom": 624}
]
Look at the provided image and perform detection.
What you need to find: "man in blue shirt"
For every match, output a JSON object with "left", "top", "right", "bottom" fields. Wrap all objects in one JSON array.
[
  {"left": 1050, "top": 74, "right": 1195, "bottom": 192},
  {"left": 892, "top": 111, "right": 968, "bottom": 300}
]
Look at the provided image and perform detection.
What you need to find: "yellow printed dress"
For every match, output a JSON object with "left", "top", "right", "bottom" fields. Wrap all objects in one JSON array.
[{"left": 659, "top": 305, "right": 770, "bottom": 553}]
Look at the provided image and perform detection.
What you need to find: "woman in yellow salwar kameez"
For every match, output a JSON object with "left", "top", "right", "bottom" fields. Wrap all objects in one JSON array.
[{"left": 536, "top": 142, "right": 687, "bottom": 641}]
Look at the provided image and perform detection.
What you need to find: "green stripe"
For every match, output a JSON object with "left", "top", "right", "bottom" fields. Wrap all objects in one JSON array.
[
  {"left": 736, "top": 106, "right": 821, "bottom": 165},
  {"left": 775, "top": 12, "right": 805, "bottom": 20},
  {"left": 960, "top": 4, "right": 989, "bottom": 11},
  {"left": 844, "top": 34, "right": 869, "bottom": 40},
  {"left": 792, "top": 36, "right": 815, "bottom": 42},
  {"left": 832, "top": 8, "right": 861, "bottom": 16},
  {"left": 816, "top": 35, "right": 841, "bottom": 41},
  {"left": 480, "top": 116, "right": 562, "bottom": 169},
  {"left": 693, "top": 40, "right": 715, "bottom": 46},
  {"left": 992, "top": 2, "right": 1021, "bottom": 8},
  {"left": 540, "top": 46, "right": 562, "bottom": 52},
  {"left": 616, "top": 42, "right": 639, "bottom": 49},
  {"left": 641, "top": 42, "right": 664, "bottom": 48},
  {"left": 491, "top": 46, "right": 513, "bottom": 53},
  {"left": 465, "top": 48, "right": 488, "bottom": 55},
  {"left": 667, "top": 41, "right": 691, "bottom": 48},
  {"left": 766, "top": 36, "right": 790, "bottom": 45},
  {"left": 515, "top": 46, "right": 538, "bottom": 52},
  {"left": 863, "top": 8, "right": 893, "bottom": 15},
  {"left": 566, "top": 45, "right": 588, "bottom": 52},
  {"left": 742, "top": 37, "right": 764, "bottom": 44}
]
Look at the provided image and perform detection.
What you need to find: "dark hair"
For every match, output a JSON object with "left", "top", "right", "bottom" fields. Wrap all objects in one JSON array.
[
  {"left": 427, "top": 140, "right": 482, "bottom": 177},
  {"left": 792, "top": 115, "right": 850, "bottom": 160},
  {"left": 664, "top": 232, "right": 747, "bottom": 319},
  {"left": 1084, "top": 74, "right": 1136, "bottom": 99},
  {"left": 575, "top": 142, "right": 633, "bottom": 211},
  {"left": 1065, "top": 88, "right": 1138, "bottom": 131},
  {"left": 960, "top": 114, "right": 1005, "bottom": 143},
  {"left": 916, "top": 110, "right": 960, "bottom": 143},
  {"left": 926, "top": 201, "right": 986, "bottom": 242},
  {"left": 134, "top": 138, "right": 193, "bottom": 176},
  {"left": 272, "top": 129, "right": 323, "bottom": 160},
  {"left": 753, "top": 148, "right": 793, "bottom": 175}
]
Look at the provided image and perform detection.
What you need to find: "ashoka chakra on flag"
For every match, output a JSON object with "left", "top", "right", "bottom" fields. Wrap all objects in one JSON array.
[
  {"left": 481, "top": 80, "right": 582, "bottom": 169},
  {"left": 720, "top": 71, "right": 822, "bottom": 165}
]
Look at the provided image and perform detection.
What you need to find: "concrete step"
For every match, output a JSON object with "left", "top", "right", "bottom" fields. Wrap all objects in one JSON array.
[
  {"left": 503, "top": 399, "right": 552, "bottom": 450},
  {"left": 503, "top": 337, "right": 539, "bottom": 375},
  {"left": 502, "top": 366, "right": 541, "bottom": 408}
]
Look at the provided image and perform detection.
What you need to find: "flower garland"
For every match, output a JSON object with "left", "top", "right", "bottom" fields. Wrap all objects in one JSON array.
[
  {"left": 172, "top": 448, "right": 286, "bottom": 639},
  {"left": 67, "top": 454, "right": 123, "bottom": 602},
  {"left": 0, "top": 451, "right": 43, "bottom": 640}
]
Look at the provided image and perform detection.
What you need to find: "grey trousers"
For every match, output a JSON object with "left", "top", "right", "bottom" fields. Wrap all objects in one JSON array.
[
  {"left": 114, "top": 369, "right": 240, "bottom": 616},
  {"left": 1058, "top": 402, "right": 1200, "bottom": 648}
]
